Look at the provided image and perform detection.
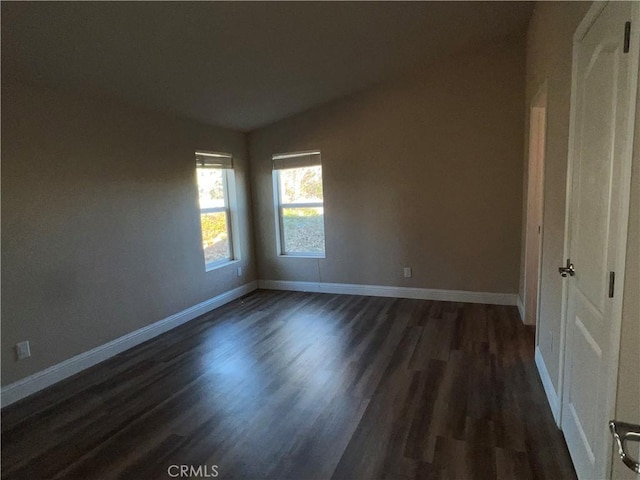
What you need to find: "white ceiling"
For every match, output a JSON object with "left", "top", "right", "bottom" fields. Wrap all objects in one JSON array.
[{"left": 2, "top": 2, "right": 533, "bottom": 131}]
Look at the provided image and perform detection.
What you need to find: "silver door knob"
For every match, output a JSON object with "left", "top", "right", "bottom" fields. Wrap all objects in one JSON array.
[
  {"left": 610, "top": 420, "right": 640, "bottom": 473},
  {"left": 559, "top": 259, "right": 576, "bottom": 277}
]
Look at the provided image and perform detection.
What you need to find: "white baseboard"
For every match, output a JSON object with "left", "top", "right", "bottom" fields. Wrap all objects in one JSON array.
[
  {"left": 517, "top": 295, "right": 525, "bottom": 323},
  {"left": 0, "top": 281, "right": 258, "bottom": 408},
  {"left": 257, "top": 280, "right": 518, "bottom": 306},
  {"left": 535, "top": 346, "right": 561, "bottom": 426}
]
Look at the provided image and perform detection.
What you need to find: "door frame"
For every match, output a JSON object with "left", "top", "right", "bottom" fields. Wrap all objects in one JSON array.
[
  {"left": 558, "top": 1, "right": 640, "bottom": 477},
  {"left": 525, "top": 82, "right": 547, "bottom": 329}
]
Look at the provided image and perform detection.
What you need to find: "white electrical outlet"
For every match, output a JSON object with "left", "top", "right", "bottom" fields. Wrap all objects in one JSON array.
[
  {"left": 403, "top": 267, "right": 412, "bottom": 278},
  {"left": 237, "top": 266, "right": 243, "bottom": 277},
  {"left": 16, "top": 341, "right": 31, "bottom": 360}
]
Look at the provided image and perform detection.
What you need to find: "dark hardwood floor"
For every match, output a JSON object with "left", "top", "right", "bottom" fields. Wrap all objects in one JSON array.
[{"left": 1, "top": 290, "right": 576, "bottom": 480}]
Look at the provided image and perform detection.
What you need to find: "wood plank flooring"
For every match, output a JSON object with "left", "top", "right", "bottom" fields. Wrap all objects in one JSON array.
[{"left": 1, "top": 290, "right": 576, "bottom": 479}]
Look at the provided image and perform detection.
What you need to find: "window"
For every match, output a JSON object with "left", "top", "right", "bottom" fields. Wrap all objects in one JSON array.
[
  {"left": 273, "top": 151, "right": 325, "bottom": 257},
  {"left": 195, "top": 151, "right": 237, "bottom": 269}
]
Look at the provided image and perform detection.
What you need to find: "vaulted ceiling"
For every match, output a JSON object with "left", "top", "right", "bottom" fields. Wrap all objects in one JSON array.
[{"left": 2, "top": 2, "right": 533, "bottom": 131}]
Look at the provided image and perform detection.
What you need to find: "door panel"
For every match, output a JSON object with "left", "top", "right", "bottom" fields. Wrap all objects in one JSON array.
[
  {"left": 573, "top": 45, "right": 617, "bottom": 314},
  {"left": 568, "top": 301, "right": 602, "bottom": 457}
]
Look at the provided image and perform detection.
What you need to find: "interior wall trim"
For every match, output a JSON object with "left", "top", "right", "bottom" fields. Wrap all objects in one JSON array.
[
  {"left": 258, "top": 279, "right": 518, "bottom": 306},
  {"left": 0, "top": 281, "right": 258, "bottom": 408},
  {"left": 535, "top": 346, "right": 561, "bottom": 426}
]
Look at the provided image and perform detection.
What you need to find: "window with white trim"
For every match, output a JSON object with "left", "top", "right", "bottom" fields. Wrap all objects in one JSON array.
[
  {"left": 273, "top": 151, "right": 325, "bottom": 257},
  {"left": 195, "top": 151, "right": 237, "bottom": 269}
]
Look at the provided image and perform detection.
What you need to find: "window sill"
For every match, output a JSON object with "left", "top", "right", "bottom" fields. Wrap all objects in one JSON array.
[
  {"left": 277, "top": 254, "right": 326, "bottom": 259},
  {"left": 205, "top": 259, "right": 240, "bottom": 272}
]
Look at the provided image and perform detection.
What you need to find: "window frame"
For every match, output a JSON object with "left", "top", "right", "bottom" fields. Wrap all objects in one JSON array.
[
  {"left": 272, "top": 151, "right": 326, "bottom": 258},
  {"left": 195, "top": 151, "right": 240, "bottom": 271}
]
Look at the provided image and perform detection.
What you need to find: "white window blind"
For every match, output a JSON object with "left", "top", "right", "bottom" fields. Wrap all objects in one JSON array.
[
  {"left": 196, "top": 151, "right": 233, "bottom": 169},
  {"left": 272, "top": 151, "right": 321, "bottom": 170}
]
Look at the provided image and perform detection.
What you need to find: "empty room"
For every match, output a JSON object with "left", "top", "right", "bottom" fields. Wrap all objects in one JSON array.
[{"left": 1, "top": 2, "right": 639, "bottom": 479}]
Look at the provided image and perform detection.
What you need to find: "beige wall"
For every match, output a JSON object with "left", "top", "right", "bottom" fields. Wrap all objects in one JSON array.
[
  {"left": 526, "top": 3, "right": 639, "bottom": 477},
  {"left": 1, "top": 81, "right": 256, "bottom": 386},
  {"left": 250, "top": 36, "right": 526, "bottom": 294}
]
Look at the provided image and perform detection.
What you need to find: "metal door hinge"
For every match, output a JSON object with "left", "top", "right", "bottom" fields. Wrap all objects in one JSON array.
[
  {"left": 624, "top": 21, "right": 631, "bottom": 53},
  {"left": 609, "top": 271, "right": 615, "bottom": 298}
]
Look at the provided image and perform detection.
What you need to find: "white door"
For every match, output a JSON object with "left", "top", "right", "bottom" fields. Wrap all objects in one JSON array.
[{"left": 561, "top": 2, "right": 639, "bottom": 479}]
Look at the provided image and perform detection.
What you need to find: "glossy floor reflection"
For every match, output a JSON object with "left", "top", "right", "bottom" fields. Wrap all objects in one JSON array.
[{"left": 1, "top": 290, "right": 576, "bottom": 479}]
